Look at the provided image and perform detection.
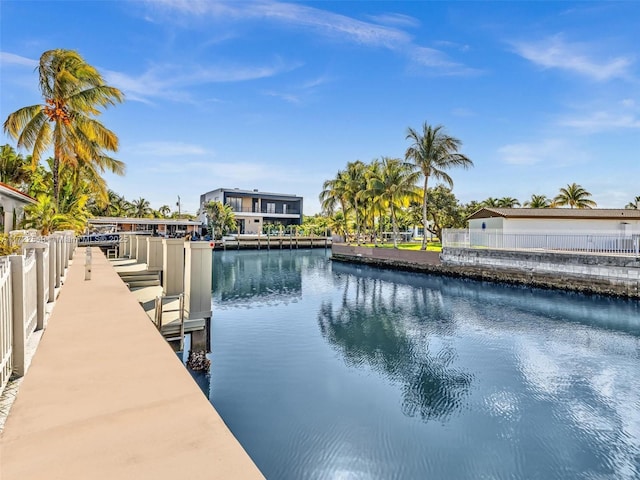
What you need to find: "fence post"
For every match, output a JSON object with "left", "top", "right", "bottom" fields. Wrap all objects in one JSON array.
[
  {"left": 9, "top": 255, "right": 27, "bottom": 377},
  {"left": 53, "top": 234, "right": 63, "bottom": 287},
  {"left": 48, "top": 236, "right": 57, "bottom": 301},
  {"left": 85, "top": 247, "right": 92, "bottom": 280},
  {"left": 24, "top": 242, "right": 48, "bottom": 330}
]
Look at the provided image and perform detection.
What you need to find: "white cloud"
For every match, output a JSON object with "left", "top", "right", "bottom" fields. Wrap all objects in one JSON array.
[
  {"left": 559, "top": 111, "right": 640, "bottom": 132},
  {"left": 512, "top": 34, "right": 633, "bottom": 81},
  {"left": 103, "top": 59, "right": 299, "bottom": 103},
  {"left": 366, "top": 13, "right": 421, "bottom": 29},
  {"left": 0, "top": 52, "right": 38, "bottom": 67},
  {"left": 128, "top": 141, "right": 209, "bottom": 156},
  {"left": 451, "top": 107, "right": 476, "bottom": 117},
  {"left": 498, "top": 139, "right": 589, "bottom": 166},
  {"left": 143, "top": 0, "right": 475, "bottom": 75}
]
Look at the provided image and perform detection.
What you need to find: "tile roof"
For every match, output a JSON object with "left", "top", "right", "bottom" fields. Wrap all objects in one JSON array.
[{"left": 0, "top": 181, "right": 36, "bottom": 204}]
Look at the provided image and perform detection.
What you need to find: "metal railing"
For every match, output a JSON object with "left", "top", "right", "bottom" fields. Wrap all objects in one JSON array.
[
  {"left": 0, "top": 258, "right": 12, "bottom": 393},
  {"left": 227, "top": 206, "right": 301, "bottom": 215},
  {"left": 442, "top": 229, "right": 640, "bottom": 256}
]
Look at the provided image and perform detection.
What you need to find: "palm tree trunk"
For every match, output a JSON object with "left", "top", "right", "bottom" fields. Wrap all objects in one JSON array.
[
  {"left": 355, "top": 198, "right": 360, "bottom": 246},
  {"left": 421, "top": 176, "right": 429, "bottom": 250},
  {"left": 52, "top": 154, "right": 60, "bottom": 207},
  {"left": 391, "top": 207, "right": 399, "bottom": 249}
]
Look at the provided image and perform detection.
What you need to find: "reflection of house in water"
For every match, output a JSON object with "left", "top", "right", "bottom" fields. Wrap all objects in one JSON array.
[{"left": 213, "top": 251, "right": 303, "bottom": 306}]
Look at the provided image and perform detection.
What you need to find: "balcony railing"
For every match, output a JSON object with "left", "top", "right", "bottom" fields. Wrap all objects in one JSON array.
[{"left": 227, "top": 206, "right": 301, "bottom": 215}]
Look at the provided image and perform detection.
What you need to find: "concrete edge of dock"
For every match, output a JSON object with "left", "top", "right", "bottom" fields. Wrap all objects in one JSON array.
[{"left": 0, "top": 248, "right": 264, "bottom": 480}]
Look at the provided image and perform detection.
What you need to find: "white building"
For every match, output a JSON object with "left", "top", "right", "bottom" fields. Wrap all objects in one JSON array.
[
  {"left": 0, "top": 182, "right": 36, "bottom": 233},
  {"left": 462, "top": 208, "right": 640, "bottom": 253},
  {"left": 468, "top": 208, "right": 640, "bottom": 235},
  {"left": 199, "top": 188, "right": 303, "bottom": 235}
]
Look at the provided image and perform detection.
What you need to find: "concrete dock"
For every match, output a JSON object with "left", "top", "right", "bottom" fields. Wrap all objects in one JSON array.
[{"left": 0, "top": 248, "right": 264, "bottom": 479}]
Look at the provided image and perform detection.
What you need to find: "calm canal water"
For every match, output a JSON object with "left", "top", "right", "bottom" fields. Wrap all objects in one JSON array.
[{"left": 207, "top": 249, "right": 640, "bottom": 480}]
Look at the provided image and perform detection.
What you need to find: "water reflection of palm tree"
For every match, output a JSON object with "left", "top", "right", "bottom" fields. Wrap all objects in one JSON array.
[{"left": 318, "top": 275, "right": 473, "bottom": 421}]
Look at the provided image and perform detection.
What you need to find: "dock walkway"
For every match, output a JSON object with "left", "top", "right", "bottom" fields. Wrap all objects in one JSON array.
[{"left": 0, "top": 248, "right": 264, "bottom": 479}]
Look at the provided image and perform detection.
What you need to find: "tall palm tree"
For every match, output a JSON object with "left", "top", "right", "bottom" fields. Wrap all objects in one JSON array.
[
  {"left": 320, "top": 170, "right": 350, "bottom": 240},
  {"left": 3, "top": 49, "right": 124, "bottom": 205},
  {"left": 523, "top": 194, "right": 552, "bottom": 208},
  {"left": 131, "top": 197, "right": 151, "bottom": 217},
  {"left": 343, "top": 160, "right": 367, "bottom": 245},
  {"left": 405, "top": 121, "right": 473, "bottom": 250},
  {"left": 366, "top": 157, "right": 420, "bottom": 248},
  {"left": 554, "top": 183, "right": 597, "bottom": 209}
]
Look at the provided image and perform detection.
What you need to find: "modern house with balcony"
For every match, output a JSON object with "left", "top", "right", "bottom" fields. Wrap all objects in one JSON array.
[{"left": 199, "top": 188, "right": 303, "bottom": 234}]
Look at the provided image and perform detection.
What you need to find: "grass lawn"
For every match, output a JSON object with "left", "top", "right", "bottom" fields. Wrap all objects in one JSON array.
[{"left": 356, "top": 242, "right": 442, "bottom": 252}]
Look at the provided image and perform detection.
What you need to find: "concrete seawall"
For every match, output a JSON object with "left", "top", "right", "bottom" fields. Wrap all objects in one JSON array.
[
  {"left": 331, "top": 244, "right": 640, "bottom": 298},
  {"left": 0, "top": 248, "right": 264, "bottom": 480}
]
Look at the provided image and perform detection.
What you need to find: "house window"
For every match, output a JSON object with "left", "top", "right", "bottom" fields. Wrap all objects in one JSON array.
[
  {"left": 266, "top": 203, "right": 276, "bottom": 213},
  {"left": 227, "top": 197, "right": 242, "bottom": 212},
  {"left": 283, "top": 204, "right": 288, "bottom": 214}
]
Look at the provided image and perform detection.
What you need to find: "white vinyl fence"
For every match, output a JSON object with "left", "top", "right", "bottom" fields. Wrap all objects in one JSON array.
[
  {"left": 0, "top": 258, "right": 12, "bottom": 393},
  {"left": 443, "top": 229, "right": 640, "bottom": 256},
  {"left": 0, "top": 231, "right": 75, "bottom": 393}
]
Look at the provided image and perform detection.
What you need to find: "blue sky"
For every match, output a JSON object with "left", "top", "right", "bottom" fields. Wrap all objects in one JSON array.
[{"left": 1, "top": 1, "right": 639, "bottom": 215}]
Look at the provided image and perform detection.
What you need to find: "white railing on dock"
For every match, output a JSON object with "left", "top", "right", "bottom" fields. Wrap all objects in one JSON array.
[
  {"left": 442, "top": 229, "right": 640, "bottom": 256},
  {"left": 0, "top": 258, "right": 12, "bottom": 393}
]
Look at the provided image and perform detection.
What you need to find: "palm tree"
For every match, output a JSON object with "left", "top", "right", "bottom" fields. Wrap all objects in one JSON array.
[
  {"left": 554, "top": 183, "right": 597, "bottom": 209},
  {"left": 22, "top": 193, "right": 86, "bottom": 234},
  {"left": 158, "top": 205, "right": 171, "bottom": 217},
  {"left": 3, "top": 49, "right": 124, "bottom": 205},
  {"left": 625, "top": 196, "right": 640, "bottom": 209},
  {"left": 480, "top": 197, "right": 501, "bottom": 208},
  {"left": 320, "top": 170, "right": 350, "bottom": 240},
  {"left": 343, "top": 160, "right": 367, "bottom": 245},
  {"left": 131, "top": 197, "right": 151, "bottom": 217},
  {"left": 523, "top": 194, "right": 552, "bottom": 208},
  {"left": 497, "top": 197, "right": 520, "bottom": 208},
  {"left": 366, "top": 157, "right": 420, "bottom": 248},
  {"left": 405, "top": 121, "right": 473, "bottom": 250},
  {"left": 0, "top": 144, "right": 31, "bottom": 187}
]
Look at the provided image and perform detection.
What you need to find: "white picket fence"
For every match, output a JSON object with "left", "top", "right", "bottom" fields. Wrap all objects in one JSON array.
[
  {"left": 442, "top": 229, "right": 640, "bottom": 256},
  {"left": 0, "top": 231, "right": 76, "bottom": 394}
]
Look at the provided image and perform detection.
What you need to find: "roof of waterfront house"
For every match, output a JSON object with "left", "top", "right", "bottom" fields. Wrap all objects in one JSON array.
[
  {"left": 467, "top": 208, "right": 640, "bottom": 221},
  {"left": 89, "top": 216, "right": 202, "bottom": 225},
  {"left": 202, "top": 188, "right": 302, "bottom": 199},
  {"left": 0, "top": 181, "right": 36, "bottom": 204}
]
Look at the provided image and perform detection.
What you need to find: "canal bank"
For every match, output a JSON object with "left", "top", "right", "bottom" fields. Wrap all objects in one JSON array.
[
  {"left": 331, "top": 244, "right": 640, "bottom": 298},
  {"left": 0, "top": 248, "right": 264, "bottom": 480}
]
